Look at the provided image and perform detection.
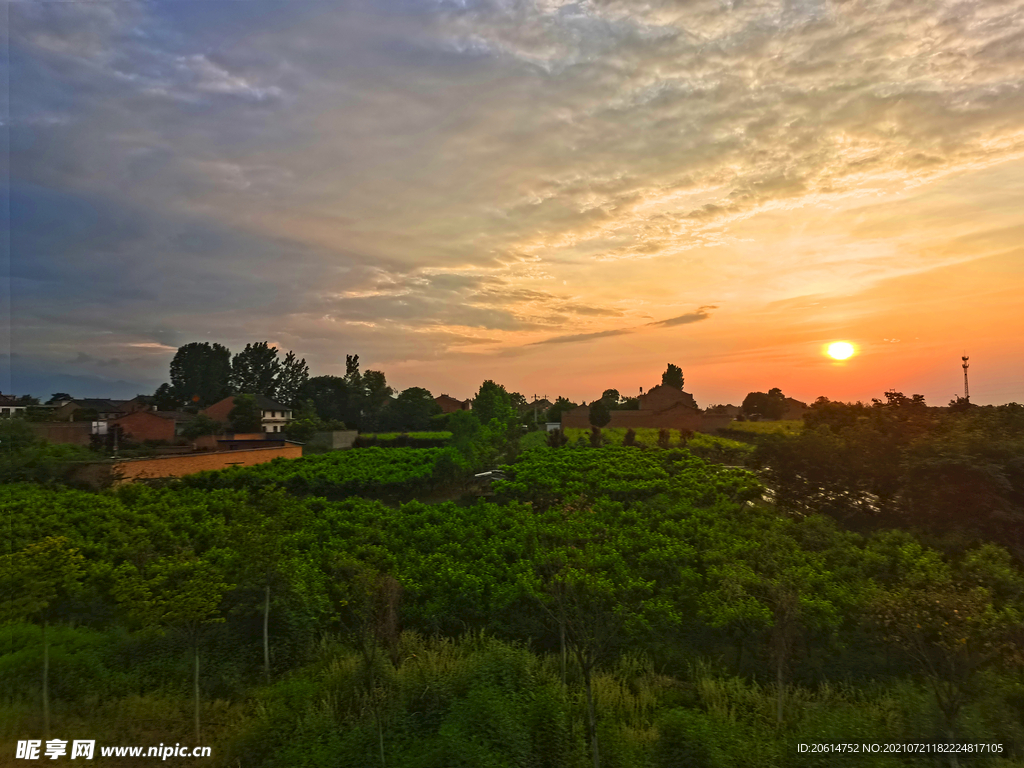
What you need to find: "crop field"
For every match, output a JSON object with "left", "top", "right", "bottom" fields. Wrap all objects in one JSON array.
[
  {"left": 180, "top": 446, "right": 451, "bottom": 498},
  {"left": 561, "top": 427, "right": 754, "bottom": 463},
  {"left": 4, "top": 404, "right": 1024, "bottom": 767},
  {"left": 724, "top": 419, "right": 804, "bottom": 436}
]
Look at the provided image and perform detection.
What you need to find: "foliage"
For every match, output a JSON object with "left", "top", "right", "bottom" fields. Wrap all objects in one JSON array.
[
  {"left": 228, "top": 395, "right": 264, "bottom": 433},
  {"left": 298, "top": 375, "right": 350, "bottom": 424},
  {"left": 230, "top": 342, "right": 282, "bottom": 399},
  {"left": 168, "top": 342, "right": 232, "bottom": 408},
  {"left": 0, "top": 421, "right": 95, "bottom": 484},
  {"left": 281, "top": 400, "right": 325, "bottom": 443},
  {"left": 180, "top": 447, "right": 454, "bottom": 499},
  {"left": 741, "top": 388, "right": 786, "bottom": 420},
  {"left": 588, "top": 398, "right": 611, "bottom": 428},
  {"left": 661, "top": 364, "right": 684, "bottom": 391},
  {"left": 180, "top": 414, "right": 222, "bottom": 441},
  {"left": 383, "top": 387, "right": 442, "bottom": 432},
  {"left": 546, "top": 397, "right": 578, "bottom": 425}
]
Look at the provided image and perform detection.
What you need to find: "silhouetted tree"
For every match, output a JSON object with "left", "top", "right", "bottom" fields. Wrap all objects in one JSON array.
[
  {"left": 588, "top": 399, "right": 611, "bottom": 428},
  {"left": 661, "top": 364, "right": 684, "bottom": 390},
  {"left": 169, "top": 342, "right": 232, "bottom": 407},
  {"left": 230, "top": 342, "right": 281, "bottom": 398}
]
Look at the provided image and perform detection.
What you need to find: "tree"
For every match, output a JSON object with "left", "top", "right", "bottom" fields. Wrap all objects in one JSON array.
[
  {"left": 230, "top": 491, "right": 311, "bottom": 682},
  {"left": 534, "top": 504, "right": 680, "bottom": 768},
  {"left": 546, "top": 397, "right": 578, "bottom": 425},
  {"left": 180, "top": 414, "right": 221, "bottom": 442},
  {"left": 112, "top": 553, "right": 233, "bottom": 742},
  {"left": 361, "top": 371, "right": 394, "bottom": 432},
  {"left": 384, "top": 387, "right": 441, "bottom": 432},
  {"left": 588, "top": 399, "right": 611, "bottom": 428},
  {"left": 275, "top": 350, "right": 309, "bottom": 407},
  {"left": 742, "top": 389, "right": 786, "bottom": 420},
  {"left": 868, "top": 542, "right": 1024, "bottom": 751},
  {"left": 282, "top": 400, "right": 325, "bottom": 443},
  {"left": 228, "top": 395, "right": 263, "bottom": 433},
  {"left": 298, "top": 375, "right": 350, "bottom": 424},
  {"left": 661, "top": 364, "right": 684, "bottom": 390},
  {"left": 473, "top": 380, "right": 513, "bottom": 426},
  {"left": 471, "top": 381, "right": 520, "bottom": 461},
  {"left": 0, "top": 537, "right": 86, "bottom": 737},
  {"left": 152, "top": 383, "right": 182, "bottom": 411},
  {"left": 343, "top": 355, "right": 364, "bottom": 427},
  {"left": 230, "top": 342, "right": 281, "bottom": 398},
  {"left": 168, "top": 342, "right": 232, "bottom": 407}
]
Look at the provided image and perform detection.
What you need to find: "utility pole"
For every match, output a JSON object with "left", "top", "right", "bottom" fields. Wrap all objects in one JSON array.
[{"left": 962, "top": 355, "right": 970, "bottom": 402}]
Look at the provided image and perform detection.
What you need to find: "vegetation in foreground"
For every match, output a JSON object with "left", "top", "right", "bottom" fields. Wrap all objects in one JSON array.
[{"left": 3, "top": 385, "right": 1024, "bottom": 767}]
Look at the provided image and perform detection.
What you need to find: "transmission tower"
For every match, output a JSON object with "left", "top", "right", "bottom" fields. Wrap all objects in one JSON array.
[{"left": 961, "top": 354, "right": 970, "bottom": 401}]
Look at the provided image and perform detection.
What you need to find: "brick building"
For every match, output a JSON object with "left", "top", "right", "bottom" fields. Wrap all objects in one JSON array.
[
  {"left": 561, "top": 384, "right": 717, "bottom": 432},
  {"left": 434, "top": 394, "right": 471, "bottom": 414},
  {"left": 203, "top": 394, "right": 294, "bottom": 433},
  {"left": 110, "top": 409, "right": 194, "bottom": 443}
]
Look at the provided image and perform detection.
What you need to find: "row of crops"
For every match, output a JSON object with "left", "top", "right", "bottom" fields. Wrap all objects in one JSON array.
[{"left": 180, "top": 446, "right": 453, "bottom": 498}]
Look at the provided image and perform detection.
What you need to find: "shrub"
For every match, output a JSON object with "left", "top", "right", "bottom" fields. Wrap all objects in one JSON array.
[
  {"left": 589, "top": 427, "right": 604, "bottom": 447},
  {"left": 657, "top": 429, "right": 671, "bottom": 449},
  {"left": 623, "top": 428, "right": 637, "bottom": 447}
]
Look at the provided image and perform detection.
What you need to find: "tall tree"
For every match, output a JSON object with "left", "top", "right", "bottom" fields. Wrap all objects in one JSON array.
[
  {"left": 230, "top": 342, "right": 281, "bottom": 398},
  {"left": 168, "top": 342, "right": 232, "bottom": 407},
  {"left": 661, "top": 364, "right": 684, "bottom": 390},
  {"left": 112, "top": 553, "right": 233, "bottom": 743},
  {"left": 298, "top": 376, "right": 350, "bottom": 424},
  {"left": 0, "top": 537, "right": 85, "bottom": 738},
  {"left": 275, "top": 350, "right": 310, "bottom": 407},
  {"left": 361, "top": 371, "right": 394, "bottom": 432},
  {"left": 343, "top": 355, "right": 364, "bottom": 427},
  {"left": 384, "top": 387, "right": 441, "bottom": 432}
]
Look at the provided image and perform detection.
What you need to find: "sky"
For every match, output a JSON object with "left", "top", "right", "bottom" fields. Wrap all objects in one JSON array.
[{"left": 4, "top": 0, "right": 1023, "bottom": 407}]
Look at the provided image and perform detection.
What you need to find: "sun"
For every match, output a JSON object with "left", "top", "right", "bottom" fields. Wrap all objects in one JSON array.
[{"left": 827, "top": 341, "right": 855, "bottom": 360}]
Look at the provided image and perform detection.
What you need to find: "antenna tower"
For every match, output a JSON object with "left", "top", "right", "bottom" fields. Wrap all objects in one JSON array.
[{"left": 961, "top": 354, "right": 970, "bottom": 401}]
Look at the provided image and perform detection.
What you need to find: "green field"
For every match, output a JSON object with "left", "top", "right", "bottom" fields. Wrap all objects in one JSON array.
[
  {"left": 4, "top": 407, "right": 1024, "bottom": 767},
  {"left": 722, "top": 419, "right": 805, "bottom": 436}
]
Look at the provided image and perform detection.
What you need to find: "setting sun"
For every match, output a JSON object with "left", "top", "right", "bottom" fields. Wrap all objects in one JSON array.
[{"left": 827, "top": 342, "right": 855, "bottom": 360}]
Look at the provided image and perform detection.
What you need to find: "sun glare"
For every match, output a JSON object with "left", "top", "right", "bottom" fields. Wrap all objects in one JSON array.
[{"left": 827, "top": 341, "right": 855, "bottom": 360}]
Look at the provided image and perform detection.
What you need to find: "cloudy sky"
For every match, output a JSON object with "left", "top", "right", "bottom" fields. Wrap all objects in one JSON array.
[{"left": 4, "top": 0, "right": 1023, "bottom": 406}]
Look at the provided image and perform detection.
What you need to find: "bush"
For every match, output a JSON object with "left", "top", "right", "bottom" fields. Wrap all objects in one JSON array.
[
  {"left": 657, "top": 429, "right": 671, "bottom": 449},
  {"left": 623, "top": 428, "right": 637, "bottom": 446},
  {"left": 589, "top": 427, "right": 604, "bottom": 447},
  {"left": 546, "top": 429, "right": 568, "bottom": 448}
]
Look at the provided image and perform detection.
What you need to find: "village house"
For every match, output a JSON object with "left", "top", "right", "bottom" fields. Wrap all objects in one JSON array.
[
  {"left": 50, "top": 398, "right": 131, "bottom": 421},
  {"left": 562, "top": 384, "right": 733, "bottom": 433},
  {"left": 0, "top": 392, "right": 30, "bottom": 418},
  {"left": 434, "top": 394, "right": 472, "bottom": 414},
  {"left": 202, "top": 394, "right": 294, "bottom": 433},
  {"left": 110, "top": 409, "right": 194, "bottom": 443}
]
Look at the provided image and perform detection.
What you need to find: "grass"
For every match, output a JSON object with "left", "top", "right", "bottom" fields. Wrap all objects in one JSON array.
[
  {"left": 358, "top": 431, "right": 452, "bottom": 440},
  {"left": 723, "top": 420, "right": 804, "bottom": 436}
]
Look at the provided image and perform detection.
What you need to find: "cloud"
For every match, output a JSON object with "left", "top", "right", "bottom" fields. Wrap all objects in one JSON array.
[
  {"left": 531, "top": 304, "right": 715, "bottom": 345},
  {"left": 8, "top": 0, "right": 1024, "bottom": 391},
  {"left": 529, "top": 328, "right": 636, "bottom": 346},
  {"left": 646, "top": 306, "right": 717, "bottom": 328}
]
